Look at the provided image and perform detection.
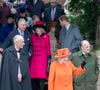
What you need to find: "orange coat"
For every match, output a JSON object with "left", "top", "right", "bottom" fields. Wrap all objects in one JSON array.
[{"left": 48, "top": 60, "right": 85, "bottom": 90}]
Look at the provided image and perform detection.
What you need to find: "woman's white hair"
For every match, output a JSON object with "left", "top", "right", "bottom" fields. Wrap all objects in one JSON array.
[{"left": 13, "top": 35, "right": 24, "bottom": 44}]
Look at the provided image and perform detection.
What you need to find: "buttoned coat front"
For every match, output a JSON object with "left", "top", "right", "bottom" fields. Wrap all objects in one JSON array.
[
  {"left": 71, "top": 51, "right": 99, "bottom": 90},
  {"left": 29, "top": 33, "right": 51, "bottom": 79},
  {"left": 48, "top": 60, "right": 85, "bottom": 90}
]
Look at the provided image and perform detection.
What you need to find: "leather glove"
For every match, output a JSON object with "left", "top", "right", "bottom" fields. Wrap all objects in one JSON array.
[
  {"left": 46, "top": 55, "right": 51, "bottom": 75},
  {"left": 48, "top": 55, "right": 51, "bottom": 65},
  {"left": 81, "top": 61, "right": 86, "bottom": 68}
]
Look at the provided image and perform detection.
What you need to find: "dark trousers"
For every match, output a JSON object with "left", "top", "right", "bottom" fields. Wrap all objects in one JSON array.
[{"left": 31, "top": 78, "right": 46, "bottom": 90}]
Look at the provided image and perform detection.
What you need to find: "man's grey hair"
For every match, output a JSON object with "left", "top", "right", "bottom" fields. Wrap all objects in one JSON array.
[{"left": 13, "top": 35, "right": 24, "bottom": 44}]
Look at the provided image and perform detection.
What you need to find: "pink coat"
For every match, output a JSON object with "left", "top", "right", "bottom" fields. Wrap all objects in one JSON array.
[{"left": 29, "top": 33, "right": 51, "bottom": 79}]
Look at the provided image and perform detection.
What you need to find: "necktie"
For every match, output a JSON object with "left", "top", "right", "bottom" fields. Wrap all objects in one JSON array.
[
  {"left": 20, "top": 31, "right": 24, "bottom": 37},
  {"left": 33, "top": 0, "right": 37, "bottom": 5},
  {"left": 63, "top": 27, "right": 67, "bottom": 37},
  {"left": 51, "top": 7, "right": 56, "bottom": 21}
]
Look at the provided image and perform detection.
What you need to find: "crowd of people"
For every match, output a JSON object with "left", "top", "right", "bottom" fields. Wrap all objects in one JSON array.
[{"left": 0, "top": 0, "right": 99, "bottom": 90}]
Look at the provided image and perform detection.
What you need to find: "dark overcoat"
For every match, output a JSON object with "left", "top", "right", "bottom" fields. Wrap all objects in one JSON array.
[{"left": 0, "top": 46, "right": 32, "bottom": 90}]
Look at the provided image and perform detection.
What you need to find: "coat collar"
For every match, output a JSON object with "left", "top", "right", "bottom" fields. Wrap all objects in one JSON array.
[
  {"left": 78, "top": 51, "right": 92, "bottom": 57},
  {"left": 9, "top": 46, "right": 25, "bottom": 57}
]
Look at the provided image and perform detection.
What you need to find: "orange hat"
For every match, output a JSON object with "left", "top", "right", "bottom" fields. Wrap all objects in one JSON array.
[{"left": 55, "top": 48, "right": 71, "bottom": 58}]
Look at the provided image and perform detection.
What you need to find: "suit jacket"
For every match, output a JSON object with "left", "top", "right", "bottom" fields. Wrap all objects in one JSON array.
[
  {"left": 44, "top": 6, "right": 64, "bottom": 23},
  {"left": 59, "top": 24, "right": 82, "bottom": 52},
  {"left": 0, "top": 29, "right": 32, "bottom": 56},
  {"left": 26, "top": 0, "right": 44, "bottom": 17}
]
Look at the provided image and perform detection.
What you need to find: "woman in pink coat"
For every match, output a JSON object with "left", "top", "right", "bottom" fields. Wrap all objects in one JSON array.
[{"left": 29, "top": 21, "right": 51, "bottom": 90}]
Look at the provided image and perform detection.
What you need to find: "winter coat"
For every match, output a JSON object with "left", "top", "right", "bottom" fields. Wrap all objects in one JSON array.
[
  {"left": 48, "top": 60, "right": 85, "bottom": 90},
  {"left": 0, "top": 23, "right": 15, "bottom": 44},
  {"left": 29, "top": 33, "right": 51, "bottom": 79},
  {"left": 0, "top": 46, "right": 32, "bottom": 90},
  {"left": 71, "top": 51, "right": 99, "bottom": 90}
]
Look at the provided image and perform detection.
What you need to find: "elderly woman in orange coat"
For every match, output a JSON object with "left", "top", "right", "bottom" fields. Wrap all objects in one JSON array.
[{"left": 48, "top": 48, "right": 86, "bottom": 90}]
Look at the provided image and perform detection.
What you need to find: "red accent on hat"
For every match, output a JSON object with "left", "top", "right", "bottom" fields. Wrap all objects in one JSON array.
[{"left": 36, "top": 21, "right": 45, "bottom": 25}]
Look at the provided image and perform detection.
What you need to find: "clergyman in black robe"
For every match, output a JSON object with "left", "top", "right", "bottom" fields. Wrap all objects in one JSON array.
[{"left": 0, "top": 35, "right": 32, "bottom": 90}]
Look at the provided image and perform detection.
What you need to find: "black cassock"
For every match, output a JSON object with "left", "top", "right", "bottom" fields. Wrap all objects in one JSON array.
[{"left": 0, "top": 46, "right": 32, "bottom": 90}]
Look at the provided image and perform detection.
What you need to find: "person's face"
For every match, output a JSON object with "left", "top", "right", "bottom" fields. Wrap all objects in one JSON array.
[
  {"left": 18, "top": 21, "right": 27, "bottom": 31},
  {"left": 81, "top": 43, "right": 91, "bottom": 54},
  {"left": 32, "top": 16, "right": 40, "bottom": 25},
  {"left": 59, "top": 57, "right": 68, "bottom": 64},
  {"left": 50, "top": 1, "right": 56, "bottom": 7},
  {"left": 59, "top": 20, "right": 66, "bottom": 27},
  {"left": 7, "top": 18, "right": 14, "bottom": 24},
  {"left": 51, "top": 27, "right": 56, "bottom": 33},
  {"left": 17, "top": 39, "right": 25, "bottom": 49},
  {"left": 36, "top": 28, "right": 44, "bottom": 36}
]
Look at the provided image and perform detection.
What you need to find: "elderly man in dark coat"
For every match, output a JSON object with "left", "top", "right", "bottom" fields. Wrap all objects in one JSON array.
[
  {"left": 0, "top": 35, "right": 32, "bottom": 90},
  {"left": 0, "top": 18, "right": 32, "bottom": 57}
]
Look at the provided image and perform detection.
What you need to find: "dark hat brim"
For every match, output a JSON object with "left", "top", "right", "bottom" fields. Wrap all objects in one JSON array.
[{"left": 33, "top": 25, "right": 47, "bottom": 32}]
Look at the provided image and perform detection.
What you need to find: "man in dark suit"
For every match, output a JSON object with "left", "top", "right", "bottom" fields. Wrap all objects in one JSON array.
[
  {"left": 44, "top": 0, "right": 64, "bottom": 24},
  {"left": 0, "top": 18, "right": 32, "bottom": 57},
  {"left": 44, "top": 0, "right": 64, "bottom": 35},
  {"left": 26, "top": 0, "right": 44, "bottom": 18}
]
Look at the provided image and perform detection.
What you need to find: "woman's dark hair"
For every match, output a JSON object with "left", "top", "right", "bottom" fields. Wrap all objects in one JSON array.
[
  {"left": 7, "top": 14, "right": 15, "bottom": 19},
  {"left": 48, "top": 21, "right": 58, "bottom": 41}
]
